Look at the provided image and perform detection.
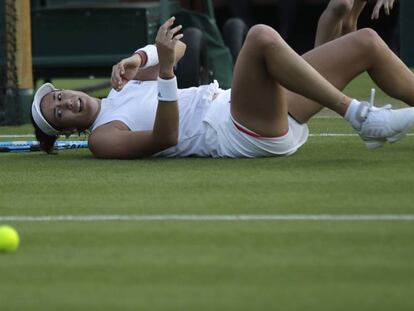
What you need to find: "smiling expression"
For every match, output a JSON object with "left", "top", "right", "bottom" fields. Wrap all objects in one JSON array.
[{"left": 40, "top": 89, "right": 101, "bottom": 133}]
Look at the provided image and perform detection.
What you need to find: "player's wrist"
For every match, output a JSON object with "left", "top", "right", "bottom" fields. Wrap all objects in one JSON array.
[
  {"left": 158, "top": 67, "right": 175, "bottom": 80},
  {"left": 157, "top": 76, "right": 178, "bottom": 102},
  {"left": 134, "top": 44, "right": 158, "bottom": 68},
  {"left": 132, "top": 51, "right": 145, "bottom": 68}
]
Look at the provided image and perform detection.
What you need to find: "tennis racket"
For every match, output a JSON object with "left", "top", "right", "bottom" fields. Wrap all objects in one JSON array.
[{"left": 0, "top": 141, "right": 88, "bottom": 152}]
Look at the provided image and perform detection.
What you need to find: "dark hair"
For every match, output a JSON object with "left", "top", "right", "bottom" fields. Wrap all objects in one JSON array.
[{"left": 30, "top": 113, "right": 58, "bottom": 154}]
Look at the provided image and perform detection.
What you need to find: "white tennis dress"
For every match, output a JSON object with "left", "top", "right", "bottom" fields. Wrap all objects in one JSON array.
[{"left": 91, "top": 80, "right": 309, "bottom": 158}]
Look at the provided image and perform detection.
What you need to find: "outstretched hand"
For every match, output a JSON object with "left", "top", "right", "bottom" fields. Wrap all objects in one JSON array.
[
  {"left": 371, "top": 0, "right": 396, "bottom": 20},
  {"left": 155, "top": 16, "right": 183, "bottom": 79},
  {"left": 111, "top": 54, "right": 141, "bottom": 91},
  {"left": 110, "top": 17, "right": 183, "bottom": 91}
]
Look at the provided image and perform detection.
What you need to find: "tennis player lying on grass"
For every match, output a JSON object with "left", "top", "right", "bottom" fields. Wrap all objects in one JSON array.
[{"left": 31, "top": 17, "right": 414, "bottom": 159}]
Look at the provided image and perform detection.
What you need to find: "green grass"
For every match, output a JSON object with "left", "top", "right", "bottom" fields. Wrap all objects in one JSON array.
[
  {"left": 1, "top": 74, "right": 414, "bottom": 310},
  {"left": 2, "top": 222, "right": 413, "bottom": 311}
]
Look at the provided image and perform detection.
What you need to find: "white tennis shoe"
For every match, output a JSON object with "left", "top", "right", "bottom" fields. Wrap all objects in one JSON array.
[{"left": 355, "top": 101, "right": 414, "bottom": 148}]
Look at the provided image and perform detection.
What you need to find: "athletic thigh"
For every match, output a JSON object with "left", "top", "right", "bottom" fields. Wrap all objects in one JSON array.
[{"left": 230, "top": 25, "right": 289, "bottom": 137}]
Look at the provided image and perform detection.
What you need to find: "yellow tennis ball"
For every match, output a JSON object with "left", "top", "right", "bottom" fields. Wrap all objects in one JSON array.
[{"left": 0, "top": 225, "right": 20, "bottom": 253}]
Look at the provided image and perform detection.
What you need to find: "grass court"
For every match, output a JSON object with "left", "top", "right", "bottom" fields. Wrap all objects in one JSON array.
[{"left": 1, "top": 73, "right": 414, "bottom": 310}]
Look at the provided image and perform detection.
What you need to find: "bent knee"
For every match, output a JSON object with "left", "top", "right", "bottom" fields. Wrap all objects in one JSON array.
[
  {"left": 245, "top": 24, "right": 282, "bottom": 48},
  {"left": 355, "top": 28, "right": 383, "bottom": 49},
  {"left": 357, "top": 28, "right": 381, "bottom": 41},
  {"left": 327, "top": 0, "right": 354, "bottom": 18},
  {"left": 349, "top": 28, "right": 385, "bottom": 59}
]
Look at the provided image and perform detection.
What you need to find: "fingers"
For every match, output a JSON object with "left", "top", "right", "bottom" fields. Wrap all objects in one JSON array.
[
  {"left": 173, "top": 33, "right": 184, "bottom": 41},
  {"left": 371, "top": 1, "right": 382, "bottom": 19},
  {"left": 157, "top": 16, "right": 183, "bottom": 43},
  {"left": 157, "top": 16, "right": 175, "bottom": 38},
  {"left": 371, "top": 0, "right": 395, "bottom": 20},
  {"left": 389, "top": 0, "right": 395, "bottom": 11},
  {"left": 160, "top": 16, "right": 176, "bottom": 31},
  {"left": 384, "top": 1, "right": 390, "bottom": 16},
  {"left": 111, "top": 61, "right": 125, "bottom": 91},
  {"left": 168, "top": 24, "right": 183, "bottom": 38}
]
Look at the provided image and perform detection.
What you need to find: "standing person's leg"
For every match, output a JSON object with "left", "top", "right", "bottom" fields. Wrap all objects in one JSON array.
[
  {"left": 288, "top": 28, "right": 414, "bottom": 123},
  {"left": 231, "top": 24, "right": 352, "bottom": 137},
  {"left": 315, "top": 0, "right": 355, "bottom": 46},
  {"left": 315, "top": 0, "right": 367, "bottom": 47},
  {"left": 342, "top": 0, "right": 367, "bottom": 34}
]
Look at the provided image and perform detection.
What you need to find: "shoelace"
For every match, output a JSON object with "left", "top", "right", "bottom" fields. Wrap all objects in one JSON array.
[
  {"left": 369, "top": 88, "right": 376, "bottom": 106},
  {"left": 368, "top": 88, "right": 392, "bottom": 111}
]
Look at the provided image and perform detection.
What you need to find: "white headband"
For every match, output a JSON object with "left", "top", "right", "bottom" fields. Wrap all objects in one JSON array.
[{"left": 31, "top": 83, "right": 61, "bottom": 136}]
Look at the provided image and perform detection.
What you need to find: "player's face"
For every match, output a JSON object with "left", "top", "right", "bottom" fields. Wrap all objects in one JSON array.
[{"left": 40, "top": 90, "right": 100, "bottom": 132}]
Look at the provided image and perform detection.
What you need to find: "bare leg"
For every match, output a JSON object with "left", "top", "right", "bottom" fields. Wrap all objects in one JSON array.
[
  {"left": 315, "top": 0, "right": 355, "bottom": 46},
  {"left": 288, "top": 28, "right": 414, "bottom": 123},
  {"left": 315, "top": 0, "right": 367, "bottom": 46},
  {"left": 342, "top": 0, "right": 367, "bottom": 34},
  {"left": 231, "top": 24, "right": 351, "bottom": 137}
]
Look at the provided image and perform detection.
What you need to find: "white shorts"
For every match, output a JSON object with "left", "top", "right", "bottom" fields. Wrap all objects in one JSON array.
[{"left": 203, "top": 90, "right": 309, "bottom": 158}]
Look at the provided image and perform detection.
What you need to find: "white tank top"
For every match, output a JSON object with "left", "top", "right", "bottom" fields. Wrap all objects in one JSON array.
[{"left": 91, "top": 80, "right": 222, "bottom": 157}]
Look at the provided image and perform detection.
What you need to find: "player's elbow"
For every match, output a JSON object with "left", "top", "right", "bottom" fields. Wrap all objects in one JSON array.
[
  {"left": 153, "top": 126, "right": 179, "bottom": 148},
  {"left": 88, "top": 138, "right": 119, "bottom": 159},
  {"left": 88, "top": 135, "right": 134, "bottom": 159},
  {"left": 168, "top": 136, "right": 179, "bottom": 147},
  {"left": 160, "top": 132, "right": 179, "bottom": 148}
]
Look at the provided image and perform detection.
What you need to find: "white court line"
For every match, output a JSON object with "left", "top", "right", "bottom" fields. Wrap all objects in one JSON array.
[
  {"left": 310, "top": 133, "right": 358, "bottom": 137},
  {"left": 1, "top": 134, "right": 413, "bottom": 138},
  {"left": 1, "top": 214, "right": 414, "bottom": 222},
  {"left": 309, "top": 133, "right": 413, "bottom": 137},
  {"left": 308, "top": 133, "right": 414, "bottom": 137}
]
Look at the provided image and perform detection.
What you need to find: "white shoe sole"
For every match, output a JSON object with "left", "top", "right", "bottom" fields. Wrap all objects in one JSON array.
[{"left": 363, "top": 119, "right": 414, "bottom": 149}]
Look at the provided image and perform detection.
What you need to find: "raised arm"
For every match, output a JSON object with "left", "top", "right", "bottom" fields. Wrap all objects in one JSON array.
[
  {"left": 111, "top": 33, "right": 186, "bottom": 91},
  {"left": 89, "top": 17, "right": 183, "bottom": 159}
]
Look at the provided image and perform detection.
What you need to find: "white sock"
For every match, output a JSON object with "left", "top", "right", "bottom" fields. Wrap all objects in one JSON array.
[{"left": 344, "top": 99, "right": 369, "bottom": 130}]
